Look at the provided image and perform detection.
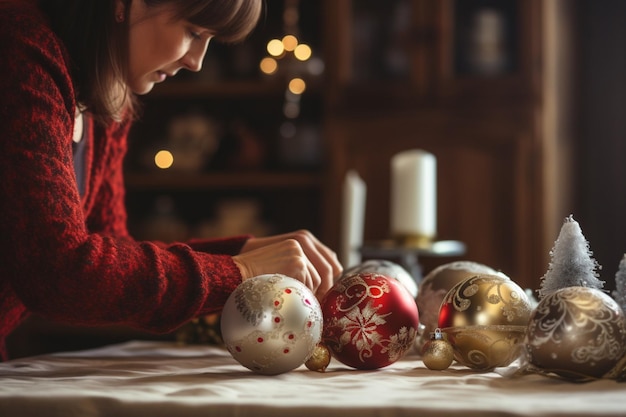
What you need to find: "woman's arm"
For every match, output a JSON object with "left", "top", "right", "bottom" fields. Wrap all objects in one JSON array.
[{"left": 0, "top": 6, "right": 242, "bottom": 333}]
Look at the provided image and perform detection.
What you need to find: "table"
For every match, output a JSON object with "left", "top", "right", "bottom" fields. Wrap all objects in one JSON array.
[{"left": 0, "top": 340, "right": 624, "bottom": 417}]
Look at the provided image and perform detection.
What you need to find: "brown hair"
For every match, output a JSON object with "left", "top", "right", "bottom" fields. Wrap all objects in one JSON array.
[{"left": 40, "top": 0, "right": 262, "bottom": 126}]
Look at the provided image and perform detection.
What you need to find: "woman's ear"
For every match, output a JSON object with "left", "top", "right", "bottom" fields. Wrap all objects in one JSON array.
[{"left": 115, "top": 0, "right": 128, "bottom": 23}]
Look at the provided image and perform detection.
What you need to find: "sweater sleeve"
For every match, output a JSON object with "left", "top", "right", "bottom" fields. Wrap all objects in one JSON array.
[{"left": 0, "top": 5, "right": 246, "bottom": 333}]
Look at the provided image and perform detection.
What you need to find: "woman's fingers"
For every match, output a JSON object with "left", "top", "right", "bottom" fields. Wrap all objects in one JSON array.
[
  {"left": 233, "top": 237, "right": 336, "bottom": 299},
  {"left": 241, "top": 230, "right": 343, "bottom": 282}
]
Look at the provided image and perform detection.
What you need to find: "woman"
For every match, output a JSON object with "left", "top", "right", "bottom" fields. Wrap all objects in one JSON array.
[{"left": 0, "top": 0, "right": 342, "bottom": 360}]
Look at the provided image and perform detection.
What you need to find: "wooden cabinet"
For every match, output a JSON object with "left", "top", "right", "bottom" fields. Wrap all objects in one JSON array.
[
  {"left": 125, "top": 0, "right": 555, "bottom": 289},
  {"left": 322, "top": 0, "right": 548, "bottom": 289}
]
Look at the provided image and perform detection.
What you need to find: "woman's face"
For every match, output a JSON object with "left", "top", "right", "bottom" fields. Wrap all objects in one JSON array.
[{"left": 124, "top": 1, "right": 213, "bottom": 94}]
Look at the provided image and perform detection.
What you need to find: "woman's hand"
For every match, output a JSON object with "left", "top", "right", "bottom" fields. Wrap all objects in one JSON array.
[{"left": 232, "top": 230, "right": 342, "bottom": 300}]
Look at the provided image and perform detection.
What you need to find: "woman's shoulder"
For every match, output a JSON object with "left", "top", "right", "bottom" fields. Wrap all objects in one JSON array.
[
  {"left": 0, "top": 0, "right": 74, "bottom": 102},
  {"left": 0, "top": 0, "right": 61, "bottom": 55},
  {"left": 0, "top": 0, "right": 47, "bottom": 32}
]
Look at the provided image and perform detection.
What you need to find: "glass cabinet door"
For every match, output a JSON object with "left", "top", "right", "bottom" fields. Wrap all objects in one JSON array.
[
  {"left": 324, "top": 0, "right": 435, "bottom": 108},
  {"left": 438, "top": 0, "right": 540, "bottom": 101},
  {"left": 350, "top": 0, "right": 413, "bottom": 83},
  {"left": 324, "top": 0, "right": 539, "bottom": 106},
  {"left": 452, "top": 0, "right": 520, "bottom": 77}
]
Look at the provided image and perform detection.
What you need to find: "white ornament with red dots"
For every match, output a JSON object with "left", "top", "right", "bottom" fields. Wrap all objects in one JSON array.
[{"left": 221, "top": 274, "right": 323, "bottom": 375}]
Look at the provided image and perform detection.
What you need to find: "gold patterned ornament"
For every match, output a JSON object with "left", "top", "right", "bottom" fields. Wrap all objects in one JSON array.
[
  {"left": 438, "top": 274, "right": 532, "bottom": 370},
  {"left": 525, "top": 286, "right": 626, "bottom": 381},
  {"left": 421, "top": 328, "right": 454, "bottom": 370},
  {"left": 415, "top": 261, "right": 507, "bottom": 351},
  {"left": 305, "top": 343, "right": 332, "bottom": 372}
]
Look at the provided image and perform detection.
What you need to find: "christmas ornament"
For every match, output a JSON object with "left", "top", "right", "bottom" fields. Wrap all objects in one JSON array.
[
  {"left": 538, "top": 215, "right": 603, "bottom": 299},
  {"left": 305, "top": 343, "right": 332, "bottom": 372},
  {"left": 322, "top": 272, "right": 420, "bottom": 370},
  {"left": 221, "top": 274, "right": 323, "bottom": 375},
  {"left": 421, "top": 328, "right": 454, "bottom": 370},
  {"left": 525, "top": 286, "right": 626, "bottom": 381},
  {"left": 341, "top": 259, "right": 418, "bottom": 298},
  {"left": 415, "top": 261, "right": 507, "bottom": 350},
  {"left": 438, "top": 274, "right": 532, "bottom": 370}
]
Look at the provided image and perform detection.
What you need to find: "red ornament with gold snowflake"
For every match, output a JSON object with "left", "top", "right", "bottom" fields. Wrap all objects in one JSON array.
[{"left": 321, "top": 272, "right": 420, "bottom": 370}]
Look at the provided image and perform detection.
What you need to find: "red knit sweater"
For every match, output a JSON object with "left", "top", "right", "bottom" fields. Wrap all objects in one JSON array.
[{"left": 0, "top": 1, "right": 249, "bottom": 360}]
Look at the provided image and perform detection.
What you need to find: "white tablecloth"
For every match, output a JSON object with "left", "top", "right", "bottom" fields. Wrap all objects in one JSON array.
[{"left": 0, "top": 341, "right": 624, "bottom": 417}]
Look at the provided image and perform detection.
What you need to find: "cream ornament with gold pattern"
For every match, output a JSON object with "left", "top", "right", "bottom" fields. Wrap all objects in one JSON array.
[{"left": 221, "top": 274, "right": 323, "bottom": 375}]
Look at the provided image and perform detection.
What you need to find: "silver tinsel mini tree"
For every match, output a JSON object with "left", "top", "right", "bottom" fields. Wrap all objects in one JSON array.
[
  {"left": 538, "top": 215, "right": 604, "bottom": 299},
  {"left": 612, "top": 254, "right": 626, "bottom": 312}
]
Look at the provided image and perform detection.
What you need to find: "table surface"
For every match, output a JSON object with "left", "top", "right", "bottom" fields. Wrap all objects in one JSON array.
[{"left": 0, "top": 340, "right": 624, "bottom": 417}]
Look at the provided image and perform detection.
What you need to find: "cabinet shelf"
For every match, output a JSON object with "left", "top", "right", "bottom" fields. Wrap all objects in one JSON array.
[
  {"left": 149, "top": 78, "right": 324, "bottom": 99},
  {"left": 149, "top": 79, "right": 283, "bottom": 98},
  {"left": 124, "top": 171, "right": 322, "bottom": 190}
]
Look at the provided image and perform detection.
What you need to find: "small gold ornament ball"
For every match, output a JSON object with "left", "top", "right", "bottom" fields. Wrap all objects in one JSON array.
[
  {"left": 305, "top": 343, "right": 331, "bottom": 372},
  {"left": 421, "top": 329, "right": 454, "bottom": 370}
]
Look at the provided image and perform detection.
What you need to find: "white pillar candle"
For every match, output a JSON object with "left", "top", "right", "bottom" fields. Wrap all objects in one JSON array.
[
  {"left": 390, "top": 149, "right": 437, "bottom": 246},
  {"left": 341, "top": 170, "right": 367, "bottom": 268}
]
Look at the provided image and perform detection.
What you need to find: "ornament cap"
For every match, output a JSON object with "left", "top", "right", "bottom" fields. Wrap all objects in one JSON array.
[{"left": 432, "top": 328, "right": 446, "bottom": 341}]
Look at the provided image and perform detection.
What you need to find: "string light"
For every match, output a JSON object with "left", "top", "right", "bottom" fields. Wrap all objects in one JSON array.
[
  {"left": 283, "top": 102, "right": 300, "bottom": 119},
  {"left": 154, "top": 150, "right": 174, "bottom": 169},
  {"left": 282, "top": 35, "right": 298, "bottom": 51},
  {"left": 266, "top": 39, "right": 284, "bottom": 57},
  {"left": 259, "top": 1, "right": 323, "bottom": 123},
  {"left": 288, "top": 78, "right": 306, "bottom": 95},
  {"left": 294, "top": 44, "right": 312, "bottom": 61},
  {"left": 260, "top": 57, "right": 278, "bottom": 75}
]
